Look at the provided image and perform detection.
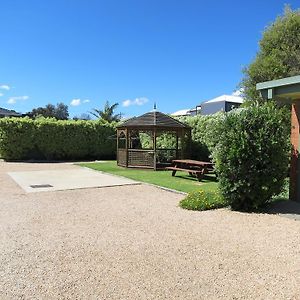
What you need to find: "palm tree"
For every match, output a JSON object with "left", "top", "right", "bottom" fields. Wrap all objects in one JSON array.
[{"left": 90, "top": 101, "right": 122, "bottom": 122}]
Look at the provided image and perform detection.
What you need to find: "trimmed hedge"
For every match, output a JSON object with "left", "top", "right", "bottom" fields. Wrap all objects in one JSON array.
[
  {"left": 0, "top": 117, "right": 116, "bottom": 161},
  {"left": 178, "top": 113, "right": 225, "bottom": 161}
]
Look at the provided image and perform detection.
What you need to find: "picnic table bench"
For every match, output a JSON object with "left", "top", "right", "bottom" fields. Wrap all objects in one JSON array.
[{"left": 166, "top": 159, "right": 214, "bottom": 181}]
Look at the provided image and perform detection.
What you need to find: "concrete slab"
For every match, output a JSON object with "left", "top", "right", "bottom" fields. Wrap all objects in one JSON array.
[{"left": 8, "top": 168, "right": 140, "bottom": 193}]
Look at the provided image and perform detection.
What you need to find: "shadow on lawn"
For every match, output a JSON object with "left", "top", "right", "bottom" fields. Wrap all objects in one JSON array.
[{"left": 175, "top": 173, "right": 218, "bottom": 183}]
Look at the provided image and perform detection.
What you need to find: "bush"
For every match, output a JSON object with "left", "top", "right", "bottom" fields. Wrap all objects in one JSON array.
[
  {"left": 0, "top": 117, "right": 116, "bottom": 161},
  {"left": 179, "top": 189, "right": 227, "bottom": 211},
  {"left": 178, "top": 113, "right": 226, "bottom": 161},
  {"left": 213, "top": 102, "right": 290, "bottom": 211}
]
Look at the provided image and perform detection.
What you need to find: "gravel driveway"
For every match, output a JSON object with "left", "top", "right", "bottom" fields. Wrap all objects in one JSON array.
[{"left": 1, "top": 162, "right": 300, "bottom": 299}]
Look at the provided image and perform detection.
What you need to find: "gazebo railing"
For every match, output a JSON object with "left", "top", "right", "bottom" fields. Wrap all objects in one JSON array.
[
  {"left": 128, "top": 149, "right": 154, "bottom": 168},
  {"left": 117, "top": 148, "right": 182, "bottom": 168},
  {"left": 117, "top": 149, "right": 127, "bottom": 167}
]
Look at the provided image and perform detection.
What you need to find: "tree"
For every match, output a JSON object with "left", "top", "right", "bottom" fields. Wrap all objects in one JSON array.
[
  {"left": 28, "top": 104, "right": 55, "bottom": 118},
  {"left": 242, "top": 6, "right": 300, "bottom": 103},
  {"left": 73, "top": 113, "right": 91, "bottom": 121},
  {"left": 27, "top": 102, "right": 69, "bottom": 120},
  {"left": 55, "top": 103, "right": 69, "bottom": 120},
  {"left": 90, "top": 101, "right": 122, "bottom": 122}
]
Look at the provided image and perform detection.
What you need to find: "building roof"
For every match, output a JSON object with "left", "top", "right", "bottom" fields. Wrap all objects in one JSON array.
[
  {"left": 171, "top": 109, "right": 191, "bottom": 116},
  {"left": 201, "top": 94, "right": 244, "bottom": 105},
  {"left": 256, "top": 75, "right": 300, "bottom": 101},
  {"left": 256, "top": 75, "right": 300, "bottom": 90},
  {"left": 117, "top": 110, "right": 190, "bottom": 129},
  {"left": 0, "top": 107, "right": 22, "bottom": 117}
]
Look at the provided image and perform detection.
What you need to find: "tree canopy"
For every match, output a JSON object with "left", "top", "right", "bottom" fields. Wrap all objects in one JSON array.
[
  {"left": 73, "top": 113, "right": 92, "bottom": 121},
  {"left": 27, "top": 102, "right": 69, "bottom": 120},
  {"left": 242, "top": 6, "right": 300, "bottom": 102}
]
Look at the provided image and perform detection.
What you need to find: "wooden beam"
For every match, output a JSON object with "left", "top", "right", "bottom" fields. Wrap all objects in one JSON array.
[
  {"left": 290, "top": 102, "right": 300, "bottom": 201},
  {"left": 125, "top": 128, "right": 128, "bottom": 167}
]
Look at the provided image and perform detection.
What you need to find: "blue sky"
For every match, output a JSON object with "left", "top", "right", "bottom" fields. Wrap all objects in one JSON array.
[{"left": 0, "top": 0, "right": 299, "bottom": 118}]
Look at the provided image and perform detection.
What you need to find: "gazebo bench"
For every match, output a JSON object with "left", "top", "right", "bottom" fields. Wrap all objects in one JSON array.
[{"left": 165, "top": 166, "right": 205, "bottom": 181}]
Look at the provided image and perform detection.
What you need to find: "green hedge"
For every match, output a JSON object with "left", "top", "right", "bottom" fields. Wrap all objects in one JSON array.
[
  {"left": 178, "top": 113, "right": 225, "bottom": 161},
  {"left": 0, "top": 117, "right": 116, "bottom": 161}
]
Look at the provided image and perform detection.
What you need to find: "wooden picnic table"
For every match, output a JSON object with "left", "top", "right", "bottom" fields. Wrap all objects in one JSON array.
[{"left": 166, "top": 159, "right": 214, "bottom": 181}]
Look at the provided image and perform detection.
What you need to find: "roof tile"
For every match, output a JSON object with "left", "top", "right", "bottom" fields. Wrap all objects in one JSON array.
[{"left": 117, "top": 111, "right": 190, "bottom": 128}]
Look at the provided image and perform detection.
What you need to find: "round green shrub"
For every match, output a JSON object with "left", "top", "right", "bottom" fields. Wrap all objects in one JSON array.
[
  {"left": 213, "top": 102, "right": 290, "bottom": 211},
  {"left": 179, "top": 189, "right": 227, "bottom": 211}
]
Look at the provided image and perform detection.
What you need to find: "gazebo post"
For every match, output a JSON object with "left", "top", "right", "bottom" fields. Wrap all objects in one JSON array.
[
  {"left": 182, "top": 129, "right": 190, "bottom": 158},
  {"left": 116, "top": 129, "right": 119, "bottom": 165},
  {"left": 153, "top": 128, "right": 157, "bottom": 171},
  {"left": 188, "top": 129, "right": 192, "bottom": 159},
  {"left": 125, "top": 128, "right": 128, "bottom": 167},
  {"left": 176, "top": 130, "right": 179, "bottom": 159}
]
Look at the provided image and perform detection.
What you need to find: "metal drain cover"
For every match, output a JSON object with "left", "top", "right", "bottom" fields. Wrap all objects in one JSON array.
[{"left": 30, "top": 184, "right": 53, "bottom": 188}]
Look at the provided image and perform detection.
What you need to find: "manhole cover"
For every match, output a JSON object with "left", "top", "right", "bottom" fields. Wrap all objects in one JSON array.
[{"left": 30, "top": 184, "right": 53, "bottom": 188}]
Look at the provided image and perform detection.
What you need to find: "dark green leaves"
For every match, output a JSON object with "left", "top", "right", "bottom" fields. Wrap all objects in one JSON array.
[
  {"left": 242, "top": 6, "right": 300, "bottom": 102},
  {"left": 0, "top": 118, "right": 116, "bottom": 161},
  {"left": 213, "top": 103, "right": 290, "bottom": 211}
]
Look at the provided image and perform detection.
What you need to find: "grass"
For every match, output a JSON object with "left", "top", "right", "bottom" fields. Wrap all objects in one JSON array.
[
  {"left": 79, "top": 161, "right": 289, "bottom": 212},
  {"left": 79, "top": 161, "right": 218, "bottom": 194}
]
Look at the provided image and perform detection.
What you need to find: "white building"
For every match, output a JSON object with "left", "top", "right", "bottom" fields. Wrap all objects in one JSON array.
[
  {"left": 171, "top": 91, "right": 244, "bottom": 117},
  {"left": 171, "top": 109, "right": 191, "bottom": 117},
  {"left": 197, "top": 94, "right": 244, "bottom": 115}
]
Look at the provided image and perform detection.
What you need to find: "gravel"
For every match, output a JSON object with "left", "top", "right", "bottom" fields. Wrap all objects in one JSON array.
[{"left": 1, "top": 162, "right": 300, "bottom": 299}]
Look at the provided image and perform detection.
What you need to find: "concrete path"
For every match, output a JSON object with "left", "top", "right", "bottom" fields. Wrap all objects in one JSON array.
[
  {"left": 2, "top": 161, "right": 300, "bottom": 299},
  {"left": 8, "top": 167, "right": 139, "bottom": 193}
]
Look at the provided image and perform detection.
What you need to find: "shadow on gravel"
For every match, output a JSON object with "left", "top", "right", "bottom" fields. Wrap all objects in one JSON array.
[{"left": 264, "top": 199, "right": 300, "bottom": 220}]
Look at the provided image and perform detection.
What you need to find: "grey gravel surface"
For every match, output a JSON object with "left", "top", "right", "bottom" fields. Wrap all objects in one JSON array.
[{"left": 1, "top": 162, "right": 300, "bottom": 299}]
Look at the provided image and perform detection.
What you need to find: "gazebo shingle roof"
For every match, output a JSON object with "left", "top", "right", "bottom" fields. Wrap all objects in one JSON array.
[
  {"left": 117, "top": 111, "right": 190, "bottom": 129},
  {"left": 0, "top": 107, "right": 21, "bottom": 117}
]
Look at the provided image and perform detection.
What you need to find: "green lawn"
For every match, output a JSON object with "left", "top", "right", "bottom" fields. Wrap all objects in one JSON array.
[{"left": 79, "top": 161, "right": 218, "bottom": 194}]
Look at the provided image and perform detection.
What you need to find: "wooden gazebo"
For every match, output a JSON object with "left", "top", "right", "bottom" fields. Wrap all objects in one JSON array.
[{"left": 116, "top": 110, "right": 191, "bottom": 170}]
